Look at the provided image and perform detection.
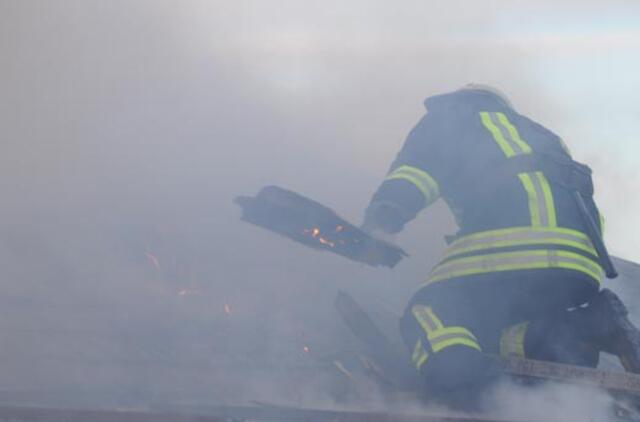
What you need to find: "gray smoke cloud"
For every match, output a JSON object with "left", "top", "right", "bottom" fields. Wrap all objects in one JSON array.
[{"left": 1, "top": 0, "right": 639, "bottom": 418}]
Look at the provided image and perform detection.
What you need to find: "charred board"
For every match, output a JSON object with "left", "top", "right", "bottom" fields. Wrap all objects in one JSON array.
[
  {"left": 501, "top": 356, "right": 640, "bottom": 397},
  {"left": 163, "top": 404, "right": 514, "bottom": 422},
  {"left": 235, "top": 186, "right": 408, "bottom": 268},
  {"left": 334, "top": 290, "right": 419, "bottom": 389}
]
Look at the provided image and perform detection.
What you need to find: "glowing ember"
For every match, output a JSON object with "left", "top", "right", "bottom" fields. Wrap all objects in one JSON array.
[
  {"left": 303, "top": 227, "right": 335, "bottom": 247},
  {"left": 303, "top": 345, "right": 310, "bottom": 353},
  {"left": 145, "top": 252, "right": 160, "bottom": 270},
  {"left": 224, "top": 303, "right": 232, "bottom": 315},
  {"left": 318, "top": 237, "right": 335, "bottom": 247}
]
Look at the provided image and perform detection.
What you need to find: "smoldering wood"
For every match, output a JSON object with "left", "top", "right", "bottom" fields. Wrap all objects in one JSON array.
[{"left": 235, "top": 186, "right": 408, "bottom": 268}]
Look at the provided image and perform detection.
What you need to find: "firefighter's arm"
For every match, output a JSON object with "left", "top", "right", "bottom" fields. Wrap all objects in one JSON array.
[{"left": 363, "top": 115, "right": 442, "bottom": 234}]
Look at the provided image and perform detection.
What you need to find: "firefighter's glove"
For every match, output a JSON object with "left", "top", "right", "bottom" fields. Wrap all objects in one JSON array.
[{"left": 362, "top": 201, "right": 406, "bottom": 234}]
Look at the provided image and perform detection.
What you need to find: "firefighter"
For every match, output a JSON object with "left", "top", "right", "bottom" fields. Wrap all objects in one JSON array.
[{"left": 362, "top": 84, "right": 630, "bottom": 406}]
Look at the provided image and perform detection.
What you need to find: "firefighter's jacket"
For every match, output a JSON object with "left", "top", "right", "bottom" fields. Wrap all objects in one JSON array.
[{"left": 367, "top": 89, "right": 605, "bottom": 287}]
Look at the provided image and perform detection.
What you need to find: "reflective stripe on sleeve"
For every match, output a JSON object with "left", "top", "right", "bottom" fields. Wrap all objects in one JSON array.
[
  {"left": 443, "top": 226, "right": 597, "bottom": 259},
  {"left": 385, "top": 165, "right": 440, "bottom": 205},
  {"left": 518, "top": 171, "right": 557, "bottom": 227},
  {"left": 480, "top": 112, "right": 532, "bottom": 158},
  {"left": 500, "top": 322, "right": 529, "bottom": 358},
  {"left": 411, "top": 305, "right": 444, "bottom": 333},
  {"left": 426, "top": 249, "right": 603, "bottom": 285}
]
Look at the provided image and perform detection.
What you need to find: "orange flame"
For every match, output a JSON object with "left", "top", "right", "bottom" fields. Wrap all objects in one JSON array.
[
  {"left": 302, "top": 227, "right": 336, "bottom": 248},
  {"left": 224, "top": 303, "right": 232, "bottom": 315},
  {"left": 303, "top": 345, "right": 310, "bottom": 353}
]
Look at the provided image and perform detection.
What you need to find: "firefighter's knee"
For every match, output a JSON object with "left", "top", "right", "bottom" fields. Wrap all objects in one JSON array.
[
  {"left": 405, "top": 305, "right": 498, "bottom": 392},
  {"left": 524, "top": 317, "right": 599, "bottom": 367},
  {"left": 421, "top": 346, "right": 497, "bottom": 394},
  {"left": 407, "top": 304, "right": 482, "bottom": 369}
]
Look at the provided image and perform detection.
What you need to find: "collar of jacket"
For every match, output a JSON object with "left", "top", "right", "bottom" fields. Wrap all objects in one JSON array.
[{"left": 424, "top": 89, "right": 512, "bottom": 113}]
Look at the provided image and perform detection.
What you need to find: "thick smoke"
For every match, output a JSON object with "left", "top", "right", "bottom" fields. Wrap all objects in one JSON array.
[{"left": 0, "top": 0, "right": 639, "bottom": 418}]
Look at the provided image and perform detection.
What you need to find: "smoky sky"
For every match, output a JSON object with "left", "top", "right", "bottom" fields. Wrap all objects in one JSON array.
[{"left": 1, "top": 0, "right": 639, "bottom": 412}]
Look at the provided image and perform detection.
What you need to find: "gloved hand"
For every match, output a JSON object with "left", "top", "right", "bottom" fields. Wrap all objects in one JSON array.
[{"left": 361, "top": 201, "right": 406, "bottom": 235}]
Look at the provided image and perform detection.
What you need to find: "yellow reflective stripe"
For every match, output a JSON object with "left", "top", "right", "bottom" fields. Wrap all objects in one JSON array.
[
  {"left": 427, "top": 327, "right": 482, "bottom": 353},
  {"left": 386, "top": 165, "right": 440, "bottom": 205},
  {"left": 426, "top": 249, "right": 603, "bottom": 285},
  {"left": 428, "top": 326, "right": 478, "bottom": 341},
  {"left": 518, "top": 172, "right": 541, "bottom": 226},
  {"left": 432, "top": 336, "right": 482, "bottom": 353},
  {"left": 411, "top": 305, "right": 444, "bottom": 334},
  {"left": 500, "top": 322, "right": 529, "bottom": 358},
  {"left": 444, "top": 226, "right": 597, "bottom": 259},
  {"left": 480, "top": 112, "right": 532, "bottom": 158},
  {"left": 480, "top": 112, "right": 515, "bottom": 157},
  {"left": 415, "top": 349, "right": 429, "bottom": 369},
  {"left": 518, "top": 171, "right": 556, "bottom": 227},
  {"left": 495, "top": 113, "right": 533, "bottom": 155},
  {"left": 599, "top": 213, "right": 605, "bottom": 235},
  {"left": 428, "top": 327, "right": 481, "bottom": 353},
  {"left": 536, "top": 172, "right": 557, "bottom": 226},
  {"left": 412, "top": 339, "right": 424, "bottom": 362},
  {"left": 412, "top": 308, "right": 482, "bottom": 354},
  {"left": 412, "top": 339, "right": 429, "bottom": 369},
  {"left": 480, "top": 111, "right": 561, "bottom": 228}
]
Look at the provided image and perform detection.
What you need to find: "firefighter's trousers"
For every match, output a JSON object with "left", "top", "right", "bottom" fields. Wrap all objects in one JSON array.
[{"left": 400, "top": 268, "right": 600, "bottom": 404}]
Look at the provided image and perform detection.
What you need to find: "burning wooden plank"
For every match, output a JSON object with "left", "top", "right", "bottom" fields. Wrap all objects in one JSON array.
[{"left": 235, "top": 186, "right": 408, "bottom": 268}]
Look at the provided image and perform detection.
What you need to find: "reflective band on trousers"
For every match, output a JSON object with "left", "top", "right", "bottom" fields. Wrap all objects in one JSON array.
[
  {"left": 500, "top": 322, "right": 529, "bottom": 358},
  {"left": 480, "top": 111, "right": 532, "bottom": 158},
  {"left": 385, "top": 165, "right": 440, "bottom": 205},
  {"left": 411, "top": 305, "right": 482, "bottom": 354},
  {"left": 412, "top": 339, "right": 429, "bottom": 370},
  {"left": 518, "top": 171, "right": 557, "bottom": 227},
  {"left": 426, "top": 249, "right": 603, "bottom": 285},
  {"left": 443, "top": 226, "right": 597, "bottom": 259}
]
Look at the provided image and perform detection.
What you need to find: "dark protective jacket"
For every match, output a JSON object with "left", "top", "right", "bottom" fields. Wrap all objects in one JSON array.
[{"left": 366, "top": 89, "right": 605, "bottom": 287}]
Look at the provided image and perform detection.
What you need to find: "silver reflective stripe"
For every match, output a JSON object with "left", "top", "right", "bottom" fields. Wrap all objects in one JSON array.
[
  {"left": 500, "top": 322, "right": 529, "bottom": 358},
  {"left": 487, "top": 112, "right": 528, "bottom": 156},
  {"left": 446, "top": 227, "right": 596, "bottom": 258},
  {"left": 412, "top": 340, "right": 429, "bottom": 369},
  {"left": 530, "top": 172, "right": 548, "bottom": 226},
  {"left": 519, "top": 172, "right": 557, "bottom": 227},
  {"left": 431, "top": 253, "right": 548, "bottom": 279},
  {"left": 430, "top": 331, "right": 477, "bottom": 346},
  {"left": 386, "top": 165, "right": 440, "bottom": 205},
  {"left": 428, "top": 250, "right": 603, "bottom": 284},
  {"left": 428, "top": 327, "right": 482, "bottom": 353},
  {"left": 411, "top": 305, "right": 441, "bottom": 333}
]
